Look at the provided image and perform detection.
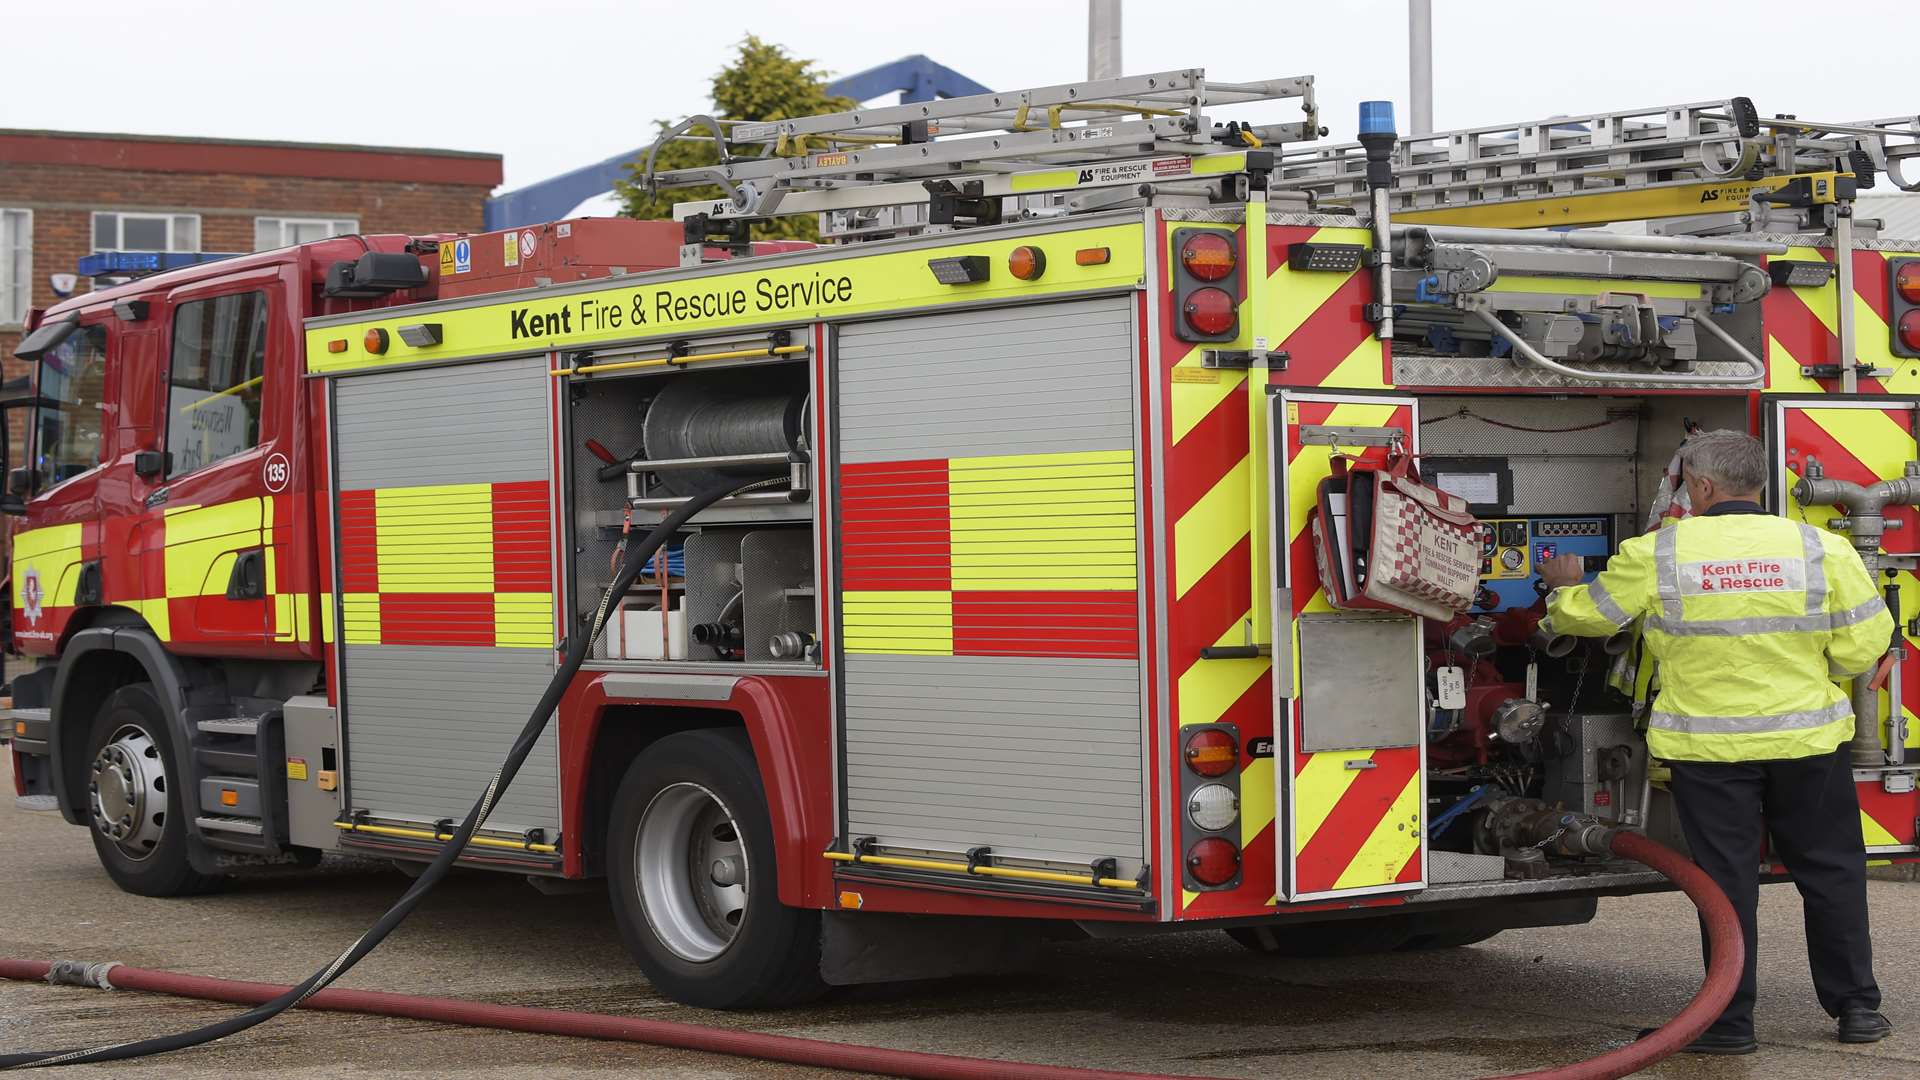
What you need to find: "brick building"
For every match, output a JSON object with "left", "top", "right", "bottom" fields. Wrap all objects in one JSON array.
[{"left": 0, "top": 129, "right": 502, "bottom": 416}]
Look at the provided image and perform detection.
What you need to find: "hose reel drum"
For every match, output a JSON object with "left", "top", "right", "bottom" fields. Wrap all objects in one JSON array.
[{"left": 640, "top": 367, "right": 810, "bottom": 496}]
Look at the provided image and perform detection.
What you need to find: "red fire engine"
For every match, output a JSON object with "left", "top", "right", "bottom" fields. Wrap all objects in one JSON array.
[{"left": 6, "top": 70, "right": 1918, "bottom": 1009}]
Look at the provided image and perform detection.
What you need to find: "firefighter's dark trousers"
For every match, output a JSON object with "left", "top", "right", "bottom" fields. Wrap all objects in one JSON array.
[{"left": 1667, "top": 746, "right": 1881, "bottom": 1037}]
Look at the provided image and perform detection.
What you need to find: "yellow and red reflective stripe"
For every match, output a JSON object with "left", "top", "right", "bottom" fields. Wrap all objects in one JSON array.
[
  {"left": 839, "top": 450, "right": 1139, "bottom": 657},
  {"left": 330, "top": 480, "right": 553, "bottom": 649}
]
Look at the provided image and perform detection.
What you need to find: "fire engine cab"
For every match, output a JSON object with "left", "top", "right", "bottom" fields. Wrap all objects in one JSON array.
[{"left": 6, "top": 69, "right": 1920, "bottom": 1007}]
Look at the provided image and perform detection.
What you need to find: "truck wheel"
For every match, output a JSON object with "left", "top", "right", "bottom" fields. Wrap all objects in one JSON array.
[
  {"left": 605, "top": 729, "right": 824, "bottom": 1009},
  {"left": 1225, "top": 919, "right": 1414, "bottom": 957},
  {"left": 84, "top": 684, "right": 221, "bottom": 897}
]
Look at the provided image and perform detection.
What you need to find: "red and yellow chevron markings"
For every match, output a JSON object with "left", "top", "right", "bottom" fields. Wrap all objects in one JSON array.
[
  {"left": 1780, "top": 407, "right": 1920, "bottom": 777},
  {"left": 1162, "top": 217, "right": 1410, "bottom": 917},
  {"left": 1765, "top": 246, "right": 1920, "bottom": 394},
  {"left": 331, "top": 480, "right": 553, "bottom": 648},
  {"left": 839, "top": 450, "right": 1139, "bottom": 659},
  {"left": 1860, "top": 781, "right": 1919, "bottom": 850},
  {"left": 1280, "top": 400, "right": 1424, "bottom": 896}
]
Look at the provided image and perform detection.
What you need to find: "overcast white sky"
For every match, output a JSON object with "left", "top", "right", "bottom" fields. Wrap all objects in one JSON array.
[{"left": 5, "top": 1, "right": 1909, "bottom": 193}]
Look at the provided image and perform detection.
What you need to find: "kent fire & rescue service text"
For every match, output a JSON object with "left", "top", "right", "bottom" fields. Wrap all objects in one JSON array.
[{"left": 509, "top": 271, "right": 856, "bottom": 340}]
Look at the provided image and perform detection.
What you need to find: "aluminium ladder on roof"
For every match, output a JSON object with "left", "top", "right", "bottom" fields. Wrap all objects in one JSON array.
[
  {"left": 640, "top": 68, "right": 1320, "bottom": 219},
  {"left": 641, "top": 68, "right": 1920, "bottom": 236},
  {"left": 1267, "top": 100, "right": 1920, "bottom": 217}
]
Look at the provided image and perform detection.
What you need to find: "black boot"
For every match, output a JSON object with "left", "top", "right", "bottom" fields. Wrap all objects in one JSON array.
[{"left": 1838, "top": 1009, "right": 1892, "bottom": 1044}]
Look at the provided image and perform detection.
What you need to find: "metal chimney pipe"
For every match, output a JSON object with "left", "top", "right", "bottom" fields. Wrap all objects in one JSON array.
[
  {"left": 1408, "top": 0, "right": 1434, "bottom": 136},
  {"left": 1088, "top": 0, "right": 1122, "bottom": 80}
]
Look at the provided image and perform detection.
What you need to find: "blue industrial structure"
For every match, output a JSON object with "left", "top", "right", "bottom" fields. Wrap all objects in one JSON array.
[{"left": 482, "top": 55, "right": 990, "bottom": 230}]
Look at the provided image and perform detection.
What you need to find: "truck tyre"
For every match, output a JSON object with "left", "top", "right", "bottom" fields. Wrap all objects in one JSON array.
[
  {"left": 84, "top": 684, "right": 221, "bottom": 897},
  {"left": 1225, "top": 919, "right": 1414, "bottom": 957},
  {"left": 606, "top": 728, "right": 824, "bottom": 1009}
]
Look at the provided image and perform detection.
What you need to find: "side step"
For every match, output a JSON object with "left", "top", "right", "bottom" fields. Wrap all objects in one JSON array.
[
  {"left": 195, "top": 814, "right": 265, "bottom": 837},
  {"left": 196, "top": 716, "right": 260, "bottom": 737}
]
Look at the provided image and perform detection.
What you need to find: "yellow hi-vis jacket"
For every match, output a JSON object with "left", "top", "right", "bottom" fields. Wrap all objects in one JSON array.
[{"left": 1544, "top": 508, "right": 1892, "bottom": 763}]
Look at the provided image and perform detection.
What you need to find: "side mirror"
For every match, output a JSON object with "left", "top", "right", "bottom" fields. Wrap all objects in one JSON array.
[{"left": 0, "top": 394, "right": 58, "bottom": 516}]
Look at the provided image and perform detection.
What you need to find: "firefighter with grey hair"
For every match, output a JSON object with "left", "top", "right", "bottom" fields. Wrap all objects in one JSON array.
[{"left": 1540, "top": 429, "right": 1893, "bottom": 1054}]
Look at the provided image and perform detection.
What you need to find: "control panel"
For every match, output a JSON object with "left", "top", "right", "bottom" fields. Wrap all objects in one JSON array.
[{"left": 1473, "top": 516, "right": 1614, "bottom": 611}]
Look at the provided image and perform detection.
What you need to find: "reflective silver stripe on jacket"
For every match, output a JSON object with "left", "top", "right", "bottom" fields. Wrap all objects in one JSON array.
[
  {"left": 1832, "top": 595, "right": 1889, "bottom": 628},
  {"left": 1587, "top": 578, "right": 1631, "bottom": 628},
  {"left": 1644, "top": 596, "right": 1886, "bottom": 638},
  {"left": 1654, "top": 526, "right": 1682, "bottom": 621},
  {"left": 1648, "top": 697, "right": 1854, "bottom": 736},
  {"left": 1799, "top": 523, "right": 1828, "bottom": 617}
]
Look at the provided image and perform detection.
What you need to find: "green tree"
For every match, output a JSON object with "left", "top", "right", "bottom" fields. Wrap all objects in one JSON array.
[{"left": 616, "top": 36, "right": 853, "bottom": 241}]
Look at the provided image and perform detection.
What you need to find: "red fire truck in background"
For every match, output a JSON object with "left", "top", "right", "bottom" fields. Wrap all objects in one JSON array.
[{"left": 6, "top": 69, "right": 1919, "bottom": 1009}]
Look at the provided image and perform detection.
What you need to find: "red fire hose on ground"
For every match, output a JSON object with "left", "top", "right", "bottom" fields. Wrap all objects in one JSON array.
[{"left": 0, "top": 829, "right": 1741, "bottom": 1080}]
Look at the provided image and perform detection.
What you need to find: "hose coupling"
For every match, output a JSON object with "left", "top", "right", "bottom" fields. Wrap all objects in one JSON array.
[{"left": 44, "top": 959, "right": 119, "bottom": 990}]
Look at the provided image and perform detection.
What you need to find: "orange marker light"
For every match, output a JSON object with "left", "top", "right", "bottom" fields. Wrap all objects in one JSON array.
[
  {"left": 363, "top": 328, "right": 389, "bottom": 355},
  {"left": 1075, "top": 247, "right": 1111, "bottom": 266},
  {"left": 220, "top": 789, "right": 239, "bottom": 807},
  {"left": 1007, "top": 245, "right": 1047, "bottom": 281},
  {"left": 838, "top": 891, "right": 865, "bottom": 910},
  {"left": 327, "top": 339, "right": 349, "bottom": 354}
]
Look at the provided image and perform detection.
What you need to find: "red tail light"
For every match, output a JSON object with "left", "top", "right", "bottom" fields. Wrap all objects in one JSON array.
[
  {"left": 1900, "top": 310, "right": 1920, "bottom": 354},
  {"left": 1897, "top": 262, "right": 1920, "bottom": 305},
  {"left": 1179, "top": 232, "right": 1236, "bottom": 281},
  {"left": 1186, "top": 837, "right": 1241, "bottom": 886},
  {"left": 1183, "top": 287, "right": 1236, "bottom": 337},
  {"left": 1183, "top": 728, "right": 1238, "bottom": 778}
]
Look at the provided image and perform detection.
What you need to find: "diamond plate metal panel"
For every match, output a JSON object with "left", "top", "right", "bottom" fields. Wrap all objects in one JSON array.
[
  {"left": 1392, "top": 351, "right": 1759, "bottom": 390},
  {"left": 1428, "top": 849, "right": 1507, "bottom": 884}
]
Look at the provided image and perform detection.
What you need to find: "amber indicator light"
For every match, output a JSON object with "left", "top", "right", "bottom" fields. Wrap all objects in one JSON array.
[
  {"left": 1183, "top": 728, "right": 1239, "bottom": 777},
  {"left": 363, "top": 328, "right": 389, "bottom": 354},
  {"left": 1180, "top": 232, "right": 1237, "bottom": 281},
  {"left": 1007, "top": 246, "right": 1047, "bottom": 280},
  {"left": 1075, "top": 247, "right": 1111, "bottom": 266}
]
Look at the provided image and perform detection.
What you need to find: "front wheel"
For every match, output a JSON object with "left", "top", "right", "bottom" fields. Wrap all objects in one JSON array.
[
  {"left": 84, "top": 684, "right": 221, "bottom": 897},
  {"left": 605, "top": 729, "right": 824, "bottom": 1009}
]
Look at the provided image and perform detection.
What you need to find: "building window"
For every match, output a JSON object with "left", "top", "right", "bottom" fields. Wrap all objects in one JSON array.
[
  {"left": 167, "top": 291, "right": 268, "bottom": 478},
  {"left": 93, "top": 211, "right": 200, "bottom": 253},
  {"left": 36, "top": 323, "right": 110, "bottom": 485},
  {"left": 254, "top": 217, "right": 358, "bottom": 251},
  {"left": 1, "top": 208, "right": 29, "bottom": 326}
]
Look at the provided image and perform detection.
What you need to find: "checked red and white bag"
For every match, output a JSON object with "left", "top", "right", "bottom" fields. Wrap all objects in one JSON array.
[{"left": 1308, "top": 450, "right": 1480, "bottom": 621}]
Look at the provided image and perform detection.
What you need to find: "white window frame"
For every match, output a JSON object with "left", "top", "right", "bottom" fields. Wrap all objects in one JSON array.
[
  {"left": 1, "top": 208, "right": 29, "bottom": 327},
  {"left": 254, "top": 216, "right": 359, "bottom": 251},
  {"left": 92, "top": 211, "right": 200, "bottom": 254}
]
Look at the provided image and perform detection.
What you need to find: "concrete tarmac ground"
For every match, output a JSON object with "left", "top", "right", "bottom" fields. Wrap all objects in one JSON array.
[{"left": 1, "top": 752, "right": 1915, "bottom": 1079}]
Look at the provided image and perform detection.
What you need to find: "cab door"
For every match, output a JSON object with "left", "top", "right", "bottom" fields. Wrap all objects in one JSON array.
[
  {"left": 129, "top": 269, "right": 290, "bottom": 652},
  {"left": 1266, "top": 389, "right": 1427, "bottom": 901}
]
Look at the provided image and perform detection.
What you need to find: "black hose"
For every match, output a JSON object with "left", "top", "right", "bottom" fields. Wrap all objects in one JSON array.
[{"left": 1, "top": 476, "right": 770, "bottom": 1069}]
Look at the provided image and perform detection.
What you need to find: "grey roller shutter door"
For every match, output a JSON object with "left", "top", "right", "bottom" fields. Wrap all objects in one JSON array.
[
  {"left": 332, "top": 355, "right": 560, "bottom": 836},
  {"left": 834, "top": 297, "right": 1147, "bottom": 875}
]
